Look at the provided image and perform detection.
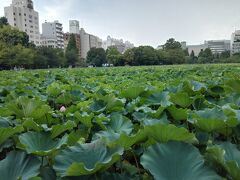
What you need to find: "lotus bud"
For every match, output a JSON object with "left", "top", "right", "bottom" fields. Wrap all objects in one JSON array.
[{"left": 60, "top": 106, "right": 66, "bottom": 112}]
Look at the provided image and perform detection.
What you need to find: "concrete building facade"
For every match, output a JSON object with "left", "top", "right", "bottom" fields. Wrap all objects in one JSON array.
[
  {"left": 187, "top": 40, "right": 230, "bottom": 56},
  {"left": 231, "top": 30, "right": 240, "bottom": 55},
  {"left": 69, "top": 20, "right": 80, "bottom": 34},
  {"left": 204, "top": 40, "right": 230, "bottom": 54},
  {"left": 4, "top": 0, "right": 40, "bottom": 45},
  {"left": 103, "top": 36, "right": 134, "bottom": 53},
  {"left": 41, "top": 20, "right": 64, "bottom": 49},
  {"left": 65, "top": 21, "right": 103, "bottom": 59}
]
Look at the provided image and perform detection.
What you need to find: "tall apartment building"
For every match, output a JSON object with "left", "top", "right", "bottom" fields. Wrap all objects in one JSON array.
[
  {"left": 4, "top": 0, "right": 40, "bottom": 45},
  {"left": 69, "top": 20, "right": 80, "bottom": 34},
  {"left": 231, "top": 30, "right": 240, "bottom": 55},
  {"left": 103, "top": 36, "right": 134, "bottom": 53},
  {"left": 41, "top": 21, "right": 64, "bottom": 49},
  {"left": 65, "top": 20, "right": 103, "bottom": 59},
  {"left": 80, "top": 28, "right": 102, "bottom": 59}
]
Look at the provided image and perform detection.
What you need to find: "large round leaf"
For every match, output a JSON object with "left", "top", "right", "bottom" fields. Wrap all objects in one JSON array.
[
  {"left": 107, "top": 113, "right": 133, "bottom": 135},
  {"left": 188, "top": 107, "right": 239, "bottom": 133},
  {"left": 206, "top": 142, "right": 240, "bottom": 179},
  {"left": 146, "top": 91, "right": 172, "bottom": 107},
  {"left": 0, "top": 126, "right": 24, "bottom": 145},
  {"left": 141, "top": 141, "right": 219, "bottom": 180},
  {"left": 144, "top": 123, "right": 197, "bottom": 144},
  {"left": 94, "top": 113, "right": 133, "bottom": 144},
  {"left": 53, "top": 140, "right": 124, "bottom": 177},
  {"left": 0, "top": 151, "right": 41, "bottom": 180},
  {"left": 19, "top": 132, "right": 67, "bottom": 156}
]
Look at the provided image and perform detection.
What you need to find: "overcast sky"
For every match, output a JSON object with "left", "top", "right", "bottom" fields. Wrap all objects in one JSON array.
[{"left": 1, "top": 0, "right": 240, "bottom": 47}]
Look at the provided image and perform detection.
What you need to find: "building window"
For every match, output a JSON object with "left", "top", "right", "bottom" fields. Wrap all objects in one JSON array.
[
  {"left": 24, "top": 13, "right": 26, "bottom": 16},
  {"left": 19, "top": 13, "right": 21, "bottom": 16},
  {"left": 14, "top": 23, "right": 16, "bottom": 26},
  {"left": 25, "top": 24, "right": 27, "bottom": 27},
  {"left": 13, "top": 12, "right": 15, "bottom": 15}
]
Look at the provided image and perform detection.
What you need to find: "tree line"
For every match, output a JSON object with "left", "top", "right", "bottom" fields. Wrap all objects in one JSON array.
[
  {"left": 87, "top": 38, "right": 240, "bottom": 67},
  {"left": 0, "top": 16, "right": 239, "bottom": 69}
]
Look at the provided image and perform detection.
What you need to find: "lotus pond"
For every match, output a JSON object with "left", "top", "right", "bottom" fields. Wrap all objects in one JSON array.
[{"left": 0, "top": 64, "right": 240, "bottom": 180}]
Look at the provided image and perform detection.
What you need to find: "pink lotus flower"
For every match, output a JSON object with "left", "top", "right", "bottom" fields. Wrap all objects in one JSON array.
[{"left": 60, "top": 106, "right": 66, "bottom": 112}]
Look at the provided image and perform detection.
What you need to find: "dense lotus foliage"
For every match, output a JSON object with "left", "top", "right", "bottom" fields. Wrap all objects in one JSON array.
[{"left": 0, "top": 64, "right": 240, "bottom": 180}]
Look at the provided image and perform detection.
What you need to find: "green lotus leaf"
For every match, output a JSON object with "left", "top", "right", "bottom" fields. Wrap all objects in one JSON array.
[
  {"left": 145, "top": 91, "right": 172, "bottom": 107},
  {"left": 145, "top": 123, "right": 197, "bottom": 144},
  {"left": 108, "top": 113, "right": 133, "bottom": 135},
  {"left": 190, "top": 81, "right": 207, "bottom": 92},
  {"left": 120, "top": 85, "right": 145, "bottom": 99},
  {"left": 170, "top": 92, "right": 192, "bottom": 108},
  {"left": 206, "top": 142, "right": 240, "bottom": 179},
  {"left": 39, "top": 166, "right": 56, "bottom": 180},
  {"left": 225, "top": 79, "right": 240, "bottom": 93},
  {"left": 46, "top": 82, "right": 64, "bottom": 97},
  {"left": 102, "top": 95, "right": 125, "bottom": 112},
  {"left": 219, "top": 142, "right": 240, "bottom": 179},
  {"left": 51, "top": 120, "right": 76, "bottom": 138},
  {"left": 0, "top": 139, "right": 13, "bottom": 152},
  {"left": 74, "top": 112, "right": 94, "bottom": 128},
  {"left": 0, "top": 151, "right": 41, "bottom": 180},
  {"left": 189, "top": 107, "right": 239, "bottom": 133},
  {"left": 67, "top": 130, "right": 86, "bottom": 146},
  {"left": 53, "top": 140, "right": 124, "bottom": 177},
  {"left": 167, "top": 106, "right": 188, "bottom": 121},
  {"left": 0, "top": 126, "right": 24, "bottom": 145},
  {"left": 0, "top": 117, "right": 12, "bottom": 127},
  {"left": 6, "top": 96, "right": 51, "bottom": 124},
  {"left": 23, "top": 119, "right": 43, "bottom": 132},
  {"left": 19, "top": 132, "right": 68, "bottom": 156},
  {"left": 108, "top": 130, "right": 147, "bottom": 150},
  {"left": 89, "top": 100, "right": 106, "bottom": 113},
  {"left": 95, "top": 113, "right": 134, "bottom": 144},
  {"left": 141, "top": 141, "right": 219, "bottom": 180},
  {"left": 100, "top": 172, "right": 133, "bottom": 180}
]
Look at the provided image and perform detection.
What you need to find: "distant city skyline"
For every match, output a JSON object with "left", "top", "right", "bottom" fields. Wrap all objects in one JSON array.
[{"left": 1, "top": 0, "right": 240, "bottom": 47}]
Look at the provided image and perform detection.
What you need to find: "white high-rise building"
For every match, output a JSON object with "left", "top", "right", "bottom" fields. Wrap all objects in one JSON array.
[
  {"left": 231, "top": 30, "right": 240, "bottom": 55},
  {"left": 41, "top": 21, "right": 64, "bottom": 49},
  {"left": 4, "top": 0, "right": 40, "bottom": 45},
  {"left": 69, "top": 20, "right": 80, "bottom": 34},
  {"left": 103, "top": 36, "right": 134, "bottom": 53}
]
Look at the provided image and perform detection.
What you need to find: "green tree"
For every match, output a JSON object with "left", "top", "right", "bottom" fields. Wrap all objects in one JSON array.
[
  {"left": 0, "top": 26, "right": 29, "bottom": 47},
  {"left": 87, "top": 48, "right": 106, "bottom": 67},
  {"left": 0, "top": 17, "right": 8, "bottom": 27},
  {"left": 65, "top": 34, "right": 79, "bottom": 66},
  {"left": 136, "top": 46, "right": 158, "bottom": 65},
  {"left": 220, "top": 50, "right": 230, "bottom": 59},
  {"left": 123, "top": 46, "right": 158, "bottom": 66},
  {"left": 34, "top": 47, "right": 66, "bottom": 68},
  {"left": 106, "top": 46, "right": 122, "bottom": 66},
  {"left": 0, "top": 43, "right": 34, "bottom": 68},
  {"left": 164, "top": 49, "right": 186, "bottom": 64},
  {"left": 123, "top": 48, "right": 136, "bottom": 66},
  {"left": 163, "top": 38, "right": 182, "bottom": 50},
  {"left": 198, "top": 48, "right": 214, "bottom": 63}
]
